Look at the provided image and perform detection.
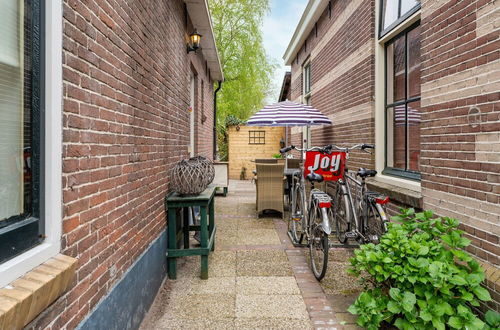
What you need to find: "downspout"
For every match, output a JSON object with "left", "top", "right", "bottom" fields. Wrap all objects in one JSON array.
[{"left": 213, "top": 81, "right": 222, "bottom": 160}]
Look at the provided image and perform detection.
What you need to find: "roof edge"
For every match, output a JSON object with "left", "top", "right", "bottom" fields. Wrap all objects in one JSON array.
[{"left": 283, "top": 0, "right": 329, "bottom": 65}]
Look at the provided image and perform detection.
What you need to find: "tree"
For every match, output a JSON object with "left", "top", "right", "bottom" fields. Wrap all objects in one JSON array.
[{"left": 209, "top": 0, "right": 276, "bottom": 159}]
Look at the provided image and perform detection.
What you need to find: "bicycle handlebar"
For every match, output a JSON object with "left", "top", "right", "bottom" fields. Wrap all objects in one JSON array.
[{"left": 280, "top": 144, "right": 375, "bottom": 154}]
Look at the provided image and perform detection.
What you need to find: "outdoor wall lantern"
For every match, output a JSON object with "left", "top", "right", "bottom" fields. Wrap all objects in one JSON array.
[{"left": 187, "top": 30, "right": 202, "bottom": 53}]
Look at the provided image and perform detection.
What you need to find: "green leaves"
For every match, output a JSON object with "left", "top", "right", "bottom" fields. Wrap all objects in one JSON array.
[
  {"left": 473, "top": 286, "right": 491, "bottom": 301},
  {"left": 348, "top": 209, "right": 491, "bottom": 329}
]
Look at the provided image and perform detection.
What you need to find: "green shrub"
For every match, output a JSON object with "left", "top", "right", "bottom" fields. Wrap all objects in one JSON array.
[
  {"left": 347, "top": 209, "right": 492, "bottom": 330},
  {"left": 483, "top": 310, "right": 500, "bottom": 329}
]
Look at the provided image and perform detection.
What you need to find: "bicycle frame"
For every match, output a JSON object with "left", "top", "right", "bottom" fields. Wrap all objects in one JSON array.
[{"left": 288, "top": 146, "right": 332, "bottom": 242}]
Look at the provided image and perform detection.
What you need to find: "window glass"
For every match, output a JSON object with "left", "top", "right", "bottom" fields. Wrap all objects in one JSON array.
[
  {"left": 385, "top": 24, "right": 421, "bottom": 175},
  {"left": 382, "top": 0, "right": 398, "bottom": 30},
  {"left": 401, "top": 0, "right": 419, "bottom": 15},
  {"left": 407, "top": 25, "right": 421, "bottom": 99},
  {"left": 0, "top": 0, "right": 33, "bottom": 223},
  {"left": 303, "top": 63, "right": 311, "bottom": 95},
  {"left": 387, "top": 106, "right": 406, "bottom": 169},
  {"left": 249, "top": 131, "right": 265, "bottom": 144},
  {"left": 381, "top": 0, "right": 420, "bottom": 34},
  {"left": 0, "top": 0, "right": 41, "bottom": 263}
]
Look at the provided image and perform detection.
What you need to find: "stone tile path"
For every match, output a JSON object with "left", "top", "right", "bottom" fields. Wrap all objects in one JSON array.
[{"left": 140, "top": 180, "right": 363, "bottom": 330}]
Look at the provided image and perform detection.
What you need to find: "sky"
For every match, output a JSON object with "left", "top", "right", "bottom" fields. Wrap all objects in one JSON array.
[{"left": 262, "top": 0, "right": 308, "bottom": 103}]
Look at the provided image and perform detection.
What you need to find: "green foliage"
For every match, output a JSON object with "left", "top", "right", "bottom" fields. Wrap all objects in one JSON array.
[
  {"left": 348, "top": 209, "right": 492, "bottom": 330},
  {"left": 209, "top": 0, "right": 276, "bottom": 159},
  {"left": 483, "top": 310, "right": 500, "bottom": 329},
  {"left": 272, "top": 153, "right": 282, "bottom": 159},
  {"left": 225, "top": 114, "right": 246, "bottom": 127}
]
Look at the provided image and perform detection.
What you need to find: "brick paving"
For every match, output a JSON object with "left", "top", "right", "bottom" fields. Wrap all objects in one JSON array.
[{"left": 140, "top": 180, "right": 362, "bottom": 329}]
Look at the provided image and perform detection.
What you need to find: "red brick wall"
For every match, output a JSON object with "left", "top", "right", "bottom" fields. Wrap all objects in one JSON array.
[
  {"left": 420, "top": 0, "right": 500, "bottom": 312},
  {"left": 28, "top": 0, "right": 216, "bottom": 328},
  {"left": 290, "top": 0, "right": 376, "bottom": 171}
]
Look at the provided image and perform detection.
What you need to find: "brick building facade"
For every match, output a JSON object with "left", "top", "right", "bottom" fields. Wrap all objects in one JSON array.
[
  {"left": 0, "top": 0, "right": 222, "bottom": 329},
  {"left": 284, "top": 0, "right": 499, "bottom": 312}
]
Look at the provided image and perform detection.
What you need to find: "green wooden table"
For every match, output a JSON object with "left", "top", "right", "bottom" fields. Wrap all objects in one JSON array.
[{"left": 165, "top": 185, "right": 216, "bottom": 280}]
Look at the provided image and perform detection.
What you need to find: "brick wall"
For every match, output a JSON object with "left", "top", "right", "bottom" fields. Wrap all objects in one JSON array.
[
  {"left": 290, "top": 0, "right": 376, "bottom": 171},
  {"left": 27, "top": 0, "right": 216, "bottom": 328},
  {"left": 420, "top": 0, "right": 500, "bottom": 312}
]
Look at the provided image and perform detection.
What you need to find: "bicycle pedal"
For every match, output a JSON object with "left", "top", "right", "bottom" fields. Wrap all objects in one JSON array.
[
  {"left": 291, "top": 217, "right": 302, "bottom": 222},
  {"left": 345, "top": 231, "right": 357, "bottom": 238}
]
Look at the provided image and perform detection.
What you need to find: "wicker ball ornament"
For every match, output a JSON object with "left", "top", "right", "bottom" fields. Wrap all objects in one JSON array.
[{"left": 171, "top": 156, "right": 215, "bottom": 196}]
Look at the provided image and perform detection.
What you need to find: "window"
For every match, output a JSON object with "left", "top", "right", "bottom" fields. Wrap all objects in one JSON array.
[
  {"left": 380, "top": 0, "right": 420, "bottom": 36},
  {"left": 385, "top": 23, "right": 421, "bottom": 180},
  {"left": 249, "top": 131, "right": 265, "bottom": 144},
  {"left": 0, "top": 0, "right": 43, "bottom": 262},
  {"left": 303, "top": 62, "right": 311, "bottom": 104}
]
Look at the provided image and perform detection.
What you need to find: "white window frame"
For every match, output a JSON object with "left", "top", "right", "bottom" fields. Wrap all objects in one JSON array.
[
  {"left": 374, "top": 0, "right": 421, "bottom": 192},
  {"left": 0, "top": 0, "right": 63, "bottom": 287}
]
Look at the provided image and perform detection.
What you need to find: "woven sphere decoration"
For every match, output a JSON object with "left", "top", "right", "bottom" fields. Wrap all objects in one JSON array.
[
  {"left": 191, "top": 156, "right": 215, "bottom": 186},
  {"left": 171, "top": 156, "right": 215, "bottom": 196}
]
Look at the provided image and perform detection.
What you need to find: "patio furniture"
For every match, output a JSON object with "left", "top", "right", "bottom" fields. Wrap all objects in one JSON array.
[
  {"left": 165, "top": 185, "right": 216, "bottom": 280},
  {"left": 287, "top": 158, "right": 301, "bottom": 169},
  {"left": 255, "top": 163, "right": 285, "bottom": 217},
  {"left": 213, "top": 161, "right": 229, "bottom": 196}
]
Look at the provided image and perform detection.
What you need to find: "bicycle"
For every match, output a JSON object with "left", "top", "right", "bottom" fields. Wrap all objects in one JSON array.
[
  {"left": 326, "top": 144, "right": 390, "bottom": 245},
  {"left": 280, "top": 144, "right": 335, "bottom": 281}
]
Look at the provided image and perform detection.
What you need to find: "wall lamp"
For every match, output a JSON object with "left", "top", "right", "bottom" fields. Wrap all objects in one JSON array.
[{"left": 187, "top": 30, "right": 202, "bottom": 53}]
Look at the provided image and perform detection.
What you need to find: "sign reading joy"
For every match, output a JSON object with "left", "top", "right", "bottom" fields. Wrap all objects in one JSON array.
[{"left": 304, "top": 151, "right": 346, "bottom": 182}]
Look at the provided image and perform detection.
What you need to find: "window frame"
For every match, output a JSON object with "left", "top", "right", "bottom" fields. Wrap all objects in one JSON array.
[
  {"left": 302, "top": 60, "right": 311, "bottom": 104},
  {"left": 0, "top": 0, "right": 63, "bottom": 287},
  {"left": 383, "top": 21, "right": 421, "bottom": 181},
  {"left": 249, "top": 130, "right": 266, "bottom": 145},
  {"left": 379, "top": 0, "right": 421, "bottom": 38}
]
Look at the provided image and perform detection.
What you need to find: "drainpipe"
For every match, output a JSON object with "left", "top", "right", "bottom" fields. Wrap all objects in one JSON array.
[{"left": 213, "top": 81, "right": 222, "bottom": 160}]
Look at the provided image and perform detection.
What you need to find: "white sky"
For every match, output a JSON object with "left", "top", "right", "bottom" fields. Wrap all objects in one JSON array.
[{"left": 262, "top": 0, "right": 308, "bottom": 103}]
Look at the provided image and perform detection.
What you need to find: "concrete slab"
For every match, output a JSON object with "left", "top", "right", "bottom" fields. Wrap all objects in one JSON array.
[
  {"left": 235, "top": 294, "right": 309, "bottom": 319},
  {"left": 236, "top": 276, "right": 300, "bottom": 295}
]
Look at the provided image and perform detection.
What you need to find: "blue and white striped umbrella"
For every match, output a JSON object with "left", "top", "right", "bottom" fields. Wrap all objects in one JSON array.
[{"left": 246, "top": 101, "right": 332, "bottom": 127}]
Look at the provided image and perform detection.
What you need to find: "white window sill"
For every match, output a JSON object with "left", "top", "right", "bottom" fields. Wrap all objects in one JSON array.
[{"left": 0, "top": 242, "right": 60, "bottom": 288}]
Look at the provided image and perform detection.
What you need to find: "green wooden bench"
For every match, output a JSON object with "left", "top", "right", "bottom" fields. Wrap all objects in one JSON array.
[{"left": 165, "top": 185, "right": 216, "bottom": 280}]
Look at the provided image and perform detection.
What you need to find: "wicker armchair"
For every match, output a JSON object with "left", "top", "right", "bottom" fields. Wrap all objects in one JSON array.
[
  {"left": 255, "top": 163, "right": 285, "bottom": 217},
  {"left": 287, "top": 159, "right": 301, "bottom": 169}
]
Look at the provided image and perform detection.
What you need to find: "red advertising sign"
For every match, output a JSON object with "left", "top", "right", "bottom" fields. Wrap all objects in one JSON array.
[{"left": 304, "top": 151, "right": 346, "bottom": 182}]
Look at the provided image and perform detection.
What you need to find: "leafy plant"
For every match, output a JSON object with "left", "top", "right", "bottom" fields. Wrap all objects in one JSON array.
[
  {"left": 272, "top": 153, "right": 282, "bottom": 159},
  {"left": 348, "top": 209, "right": 492, "bottom": 330},
  {"left": 483, "top": 310, "right": 500, "bottom": 329}
]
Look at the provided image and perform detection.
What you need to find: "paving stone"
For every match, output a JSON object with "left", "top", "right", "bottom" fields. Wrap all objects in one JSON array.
[
  {"left": 170, "top": 277, "right": 236, "bottom": 296},
  {"left": 234, "top": 317, "right": 312, "bottom": 329},
  {"left": 236, "top": 276, "right": 300, "bottom": 295},
  {"left": 320, "top": 262, "right": 363, "bottom": 296},
  {"left": 153, "top": 318, "right": 235, "bottom": 329},
  {"left": 162, "top": 294, "right": 235, "bottom": 319},
  {"left": 236, "top": 229, "right": 281, "bottom": 245},
  {"left": 327, "top": 294, "right": 358, "bottom": 312},
  {"left": 235, "top": 294, "right": 309, "bottom": 319},
  {"left": 236, "top": 250, "right": 293, "bottom": 276}
]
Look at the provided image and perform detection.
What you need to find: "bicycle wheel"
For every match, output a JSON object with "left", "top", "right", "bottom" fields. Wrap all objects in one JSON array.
[
  {"left": 309, "top": 207, "right": 329, "bottom": 281},
  {"left": 289, "top": 185, "right": 305, "bottom": 244},
  {"left": 334, "top": 183, "right": 351, "bottom": 244},
  {"left": 365, "top": 203, "right": 388, "bottom": 243}
]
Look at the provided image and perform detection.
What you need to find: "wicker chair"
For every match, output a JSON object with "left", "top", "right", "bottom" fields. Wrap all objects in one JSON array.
[{"left": 255, "top": 163, "right": 285, "bottom": 217}]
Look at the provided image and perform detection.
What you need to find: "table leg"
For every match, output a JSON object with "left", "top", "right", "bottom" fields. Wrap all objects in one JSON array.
[
  {"left": 167, "top": 207, "right": 177, "bottom": 279},
  {"left": 200, "top": 205, "right": 208, "bottom": 279},
  {"left": 183, "top": 207, "right": 190, "bottom": 249},
  {"left": 209, "top": 198, "right": 215, "bottom": 251}
]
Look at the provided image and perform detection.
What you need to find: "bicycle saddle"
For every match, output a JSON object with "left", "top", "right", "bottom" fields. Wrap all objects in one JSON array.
[
  {"left": 306, "top": 172, "right": 324, "bottom": 183},
  {"left": 357, "top": 168, "right": 377, "bottom": 178}
]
